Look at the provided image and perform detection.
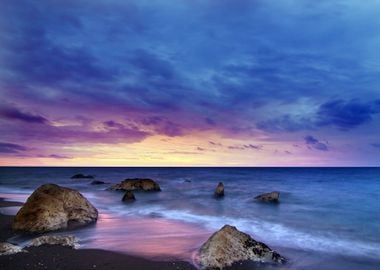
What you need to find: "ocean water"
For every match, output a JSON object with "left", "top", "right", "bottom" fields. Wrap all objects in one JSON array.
[{"left": 0, "top": 167, "right": 379, "bottom": 269}]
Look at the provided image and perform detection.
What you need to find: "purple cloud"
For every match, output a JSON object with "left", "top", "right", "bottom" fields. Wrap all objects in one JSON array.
[
  {"left": 228, "top": 144, "right": 262, "bottom": 150},
  {"left": 141, "top": 116, "right": 183, "bottom": 137},
  {"left": 37, "top": 154, "right": 73, "bottom": 159},
  {"left": 0, "top": 142, "right": 28, "bottom": 153},
  {"left": 0, "top": 105, "right": 48, "bottom": 124},
  {"left": 304, "top": 135, "right": 328, "bottom": 151}
]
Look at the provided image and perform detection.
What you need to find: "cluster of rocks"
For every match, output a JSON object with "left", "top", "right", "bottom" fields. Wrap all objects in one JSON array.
[
  {"left": 107, "top": 178, "right": 162, "bottom": 203},
  {"left": 3, "top": 175, "right": 286, "bottom": 269},
  {"left": 212, "top": 182, "right": 280, "bottom": 203}
]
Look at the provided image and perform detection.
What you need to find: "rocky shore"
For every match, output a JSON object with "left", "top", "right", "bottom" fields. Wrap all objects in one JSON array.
[
  {"left": 0, "top": 180, "right": 286, "bottom": 270},
  {"left": 0, "top": 198, "right": 196, "bottom": 270}
]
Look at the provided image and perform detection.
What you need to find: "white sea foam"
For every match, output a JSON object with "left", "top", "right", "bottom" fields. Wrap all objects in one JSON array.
[{"left": 103, "top": 204, "right": 380, "bottom": 260}]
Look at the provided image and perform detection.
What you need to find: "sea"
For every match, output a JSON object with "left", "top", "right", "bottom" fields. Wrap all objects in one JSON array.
[{"left": 0, "top": 167, "right": 379, "bottom": 270}]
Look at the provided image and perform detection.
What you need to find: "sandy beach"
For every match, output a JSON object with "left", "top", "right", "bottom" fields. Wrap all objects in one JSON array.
[{"left": 0, "top": 198, "right": 198, "bottom": 270}]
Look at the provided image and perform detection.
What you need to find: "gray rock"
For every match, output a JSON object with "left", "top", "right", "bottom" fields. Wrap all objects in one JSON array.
[
  {"left": 0, "top": 242, "right": 25, "bottom": 256},
  {"left": 28, "top": 235, "right": 79, "bottom": 249},
  {"left": 255, "top": 192, "right": 280, "bottom": 202},
  {"left": 122, "top": 191, "right": 136, "bottom": 202},
  {"left": 197, "top": 225, "right": 285, "bottom": 269},
  {"left": 214, "top": 182, "right": 224, "bottom": 197}
]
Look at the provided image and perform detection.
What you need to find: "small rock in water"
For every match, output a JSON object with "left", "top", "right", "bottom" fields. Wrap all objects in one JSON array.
[
  {"left": 122, "top": 190, "right": 136, "bottom": 202},
  {"left": 109, "top": 178, "right": 161, "bottom": 192},
  {"left": 91, "top": 180, "right": 105, "bottom": 185},
  {"left": 214, "top": 182, "right": 224, "bottom": 197},
  {"left": 255, "top": 191, "right": 280, "bottom": 202},
  {"left": 28, "top": 235, "right": 79, "bottom": 249},
  {"left": 197, "top": 225, "right": 285, "bottom": 269},
  {"left": 71, "top": 174, "right": 94, "bottom": 179},
  {"left": 0, "top": 242, "right": 25, "bottom": 256}
]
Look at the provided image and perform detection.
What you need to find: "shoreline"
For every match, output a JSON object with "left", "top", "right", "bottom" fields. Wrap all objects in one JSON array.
[
  {"left": 1, "top": 198, "right": 198, "bottom": 270},
  {"left": 0, "top": 245, "right": 197, "bottom": 270},
  {"left": 0, "top": 198, "right": 273, "bottom": 270}
]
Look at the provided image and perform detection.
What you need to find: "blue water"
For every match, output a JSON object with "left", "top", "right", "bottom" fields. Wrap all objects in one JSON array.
[{"left": 0, "top": 167, "right": 379, "bottom": 269}]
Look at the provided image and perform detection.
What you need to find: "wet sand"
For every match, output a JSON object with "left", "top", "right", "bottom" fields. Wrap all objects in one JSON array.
[
  {"left": 0, "top": 245, "right": 197, "bottom": 270},
  {"left": 0, "top": 198, "right": 196, "bottom": 270}
]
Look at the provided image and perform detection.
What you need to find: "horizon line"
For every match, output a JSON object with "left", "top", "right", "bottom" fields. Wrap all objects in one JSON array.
[{"left": 0, "top": 165, "right": 379, "bottom": 168}]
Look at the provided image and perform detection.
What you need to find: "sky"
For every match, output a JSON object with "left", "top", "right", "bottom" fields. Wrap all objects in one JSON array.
[{"left": 0, "top": 0, "right": 380, "bottom": 166}]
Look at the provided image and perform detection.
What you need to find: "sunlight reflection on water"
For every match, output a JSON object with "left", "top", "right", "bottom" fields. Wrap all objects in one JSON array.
[{"left": 71, "top": 213, "right": 212, "bottom": 261}]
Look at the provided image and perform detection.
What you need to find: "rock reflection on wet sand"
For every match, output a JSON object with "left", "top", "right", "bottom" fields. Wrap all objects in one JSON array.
[{"left": 77, "top": 213, "right": 212, "bottom": 261}]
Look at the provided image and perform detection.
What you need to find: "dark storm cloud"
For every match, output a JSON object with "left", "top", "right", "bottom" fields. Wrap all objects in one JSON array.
[
  {"left": 304, "top": 135, "right": 328, "bottom": 151},
  {"left": 0, "top": 0, "right": 380, "bottom": 164},
  {"left": 1, "top": 2, "right": 114, "bottom": 86},
  {"left": 257, "top": 99, "right": 380, "bottom": 133},
  {"left": 316, "top": 99, "right": 380, "bottom": 130},
  {"left": 371, "top": 143, "right": 380, "bottom": 148}
]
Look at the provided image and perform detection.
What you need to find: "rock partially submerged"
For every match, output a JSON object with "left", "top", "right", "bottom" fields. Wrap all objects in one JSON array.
[
  {"left": 28, "top": 235, "right": 79, "bottom": 249},
  {"left": 91, "top": 180, "right": 105, "bottom": 185},
  {"left": 71, "top": 174, "right": 94, "bottom": 179},
  {"left": 13, "top": 184, "right": 98, "bottom": 233},
  {"left": 109, "top": 178, "right": 161, "bottom": 192},
  {"left": 255, "top": 192, "right": 280, "bottom": 202},
  {"left": 0, "top": 242, "right": 24, "bottom": 256},
  {"left": 214, "top": 182, "right": 224, "bottom": 197},
  {"left": 197, "top": 225, "right": 285, "bottom": 269},
  {"left": 122, "top": 191, "right": 136, "bottom": 202}
]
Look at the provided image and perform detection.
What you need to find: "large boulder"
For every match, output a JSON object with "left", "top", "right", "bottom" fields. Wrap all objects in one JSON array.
[
  {"left": 214, "top": 182, "right": 224, "bottom": 197},
  {"left": 28, "top": 235, "right": 79, "bottom": 249},
  {"left": 255, "top": 192, "right": 280, "bottom": 202},
  {"left": 12, "top": 184, "right": 98, "bottom": 233},
  {"left": 109, "top": 178, "right": 161, "bottom": 192},
  {"left": 197, "top": 225, "right": 285, "bottom": 269}
]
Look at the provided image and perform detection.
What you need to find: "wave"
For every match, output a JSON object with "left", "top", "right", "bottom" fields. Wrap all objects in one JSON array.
[
  {"left": 2, "top": 186, "right": 380, "bottom": 261},
  {"left": 104, "top": 204, "right": 380, "bottom": 260}
]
